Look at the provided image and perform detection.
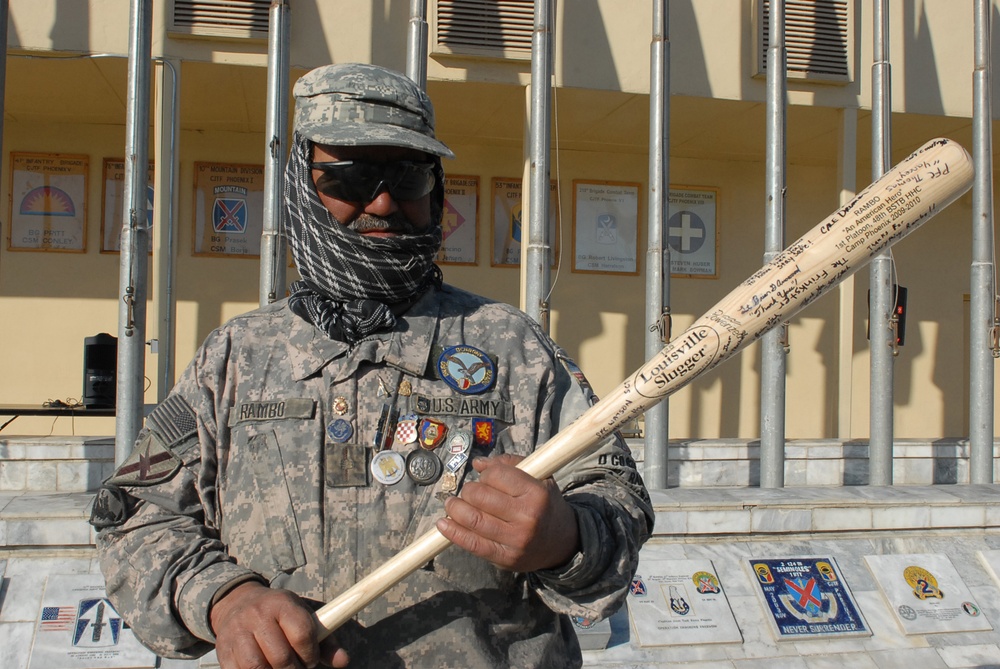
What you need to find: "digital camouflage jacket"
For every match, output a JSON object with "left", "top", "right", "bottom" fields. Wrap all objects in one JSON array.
[{"left": 92, "top": 284, "right": 654, "bottom": 668}]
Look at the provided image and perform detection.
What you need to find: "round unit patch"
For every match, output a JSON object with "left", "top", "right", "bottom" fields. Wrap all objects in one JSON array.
[
  {"left": 326, "top": 419, "right": 353, "bottom": 443},
  {"left": 406, "top": 449, "right": 443, "bottom": 486},
  {"left": 370, "top": 450, "right": 405, "bottom": 486},
  {"left": 437, "top": 345, "right": 495, "bottom": 394}
]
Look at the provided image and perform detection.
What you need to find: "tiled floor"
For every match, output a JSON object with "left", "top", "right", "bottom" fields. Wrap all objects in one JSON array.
[{"left": 2, "top": 455, "right": 1000, "bottom": 666}]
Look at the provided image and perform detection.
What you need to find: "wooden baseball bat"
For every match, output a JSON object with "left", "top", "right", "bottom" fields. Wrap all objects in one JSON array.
[{"left": 315, "top": 137, "right": 973, "bottom": 637}]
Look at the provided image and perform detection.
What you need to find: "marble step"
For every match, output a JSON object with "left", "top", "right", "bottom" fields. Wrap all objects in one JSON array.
[
  {"left": 646, "top": 483, "right": 1000, "bottom": 538},
  {"left": 0, "top": 436, "right": 113, "bottom": 493},
  {"left": 3, "top": 484, "right": 1000, "bottom": 552},
  {"left": 626, "top": 437, "right": 1000, "bottom": 487},
  {"left": 0, "top": 491, "right": 96, "bottom": 548},
  {"left": 2, "top": 435, "right": 998, "bottom": 493}
]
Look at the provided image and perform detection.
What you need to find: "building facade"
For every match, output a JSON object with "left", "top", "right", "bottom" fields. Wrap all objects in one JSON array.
[{"left": 0, "top": 0, "right": 994, "bottom": 442}]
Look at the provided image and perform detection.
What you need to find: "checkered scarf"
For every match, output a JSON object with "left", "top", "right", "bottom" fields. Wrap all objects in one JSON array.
[{"left": 284, "top": 134, "right": 443, "bottom": 343}]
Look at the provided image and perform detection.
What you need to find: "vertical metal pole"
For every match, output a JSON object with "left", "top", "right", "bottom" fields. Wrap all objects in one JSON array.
[
  {"left": 760, "top": 0, "right": 787, "bottom": 488},
  {"left": 970, "top": 0, "right": 996, "bottom": 484},
  {"left": 643, "top": 1, "right": 670, "bottom": 490},
  {"left": 869, "top": 0, "right": 894, "bottom": 485},
  {"left": 116, "top": 0, "right": 154, "bottom": 465},
  {"left": 525, "top": 0, "right": 553, "bottom": 330},
  {"left": 153, "top": 59, "right": 179, "bottom": 400},
  {"left": 259, "top": 0, "right": 290, "bottom": 307},
  {"left": 406, "top": 0, "right": 428, "bottom": 89}
]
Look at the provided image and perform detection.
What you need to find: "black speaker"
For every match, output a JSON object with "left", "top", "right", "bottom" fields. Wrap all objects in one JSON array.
[{"left": 83, "top": 333, "right": 117, "bottom": 409}]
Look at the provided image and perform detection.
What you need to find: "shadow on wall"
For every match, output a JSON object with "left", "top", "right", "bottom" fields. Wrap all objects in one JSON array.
[
  {"left": 902, "top": 1, "right": 946, "bottom": 118},
  {"left": 561, "top": 0, "right": 618, "bottom": 89}
]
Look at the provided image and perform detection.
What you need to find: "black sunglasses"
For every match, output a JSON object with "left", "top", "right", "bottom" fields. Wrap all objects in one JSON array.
[{"left": 310, "top": 160, "right": 436, "bottom": 203}]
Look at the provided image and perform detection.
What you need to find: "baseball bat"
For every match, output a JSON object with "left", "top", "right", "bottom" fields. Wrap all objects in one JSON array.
[{"left": 315, "top": 137, "right": 973, "bottom": 637}]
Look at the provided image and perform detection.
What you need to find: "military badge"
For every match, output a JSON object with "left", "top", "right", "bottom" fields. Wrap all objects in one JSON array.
[
  {"left": 692, "top": 571, "right": 721, "bottom": 594},
  {"left": 963, "top": 601, "right": 982, "bottom": 616},
  {"left": 419, "top": 418, "right": 447, "bottom": 449},
  {"left": 668, "top": 586, "right": 691, "bottom": 615},
  {"left": 440, "top": 471, "right": 458, "bottom": 493},
  {"left": 370, "top": 450, "right": 405, "bottom": 485},
  {"left": 754, "top": 563, "right": 775, "bottom": 584},
  {"left": 213, "top": 197, "right": 248, "bottom": 233},
  {"left": 781, "top": 577, "right": 830, "bottom": 619},
  {"left": 332, "top": 396, "right": 350, "bottom": 416},
  {"left": 629, "top": 577, "right": 648, "bottom": 597},
  {"left": 406, "top": 449, "right": 443, "bottom": 486},
  {"left": 903, "top": 566, "right": 944, "bottom": 600},
  {"left": 372, "top": 404, "right": 398, "bottom": 450},
  {"left": 437, "top": 345, "right": 495, "bottom": 394},
  {"left": 445, "top": 451, "right": 469, "bottom": 473},
  {"left": 395, "top": 416, "right": 418, "bottom": 445},
  {"left": 472, "top": 418, "right": 494, "bottom": 449},
  {"left": 448, "top": 431, "right": 471, "bottom": 455},
  {"left": 327, "top": 419, "right": 353, "bottom": 443},
  {"left": 816, "top": 561, "right": 838, "bottom": 582}
]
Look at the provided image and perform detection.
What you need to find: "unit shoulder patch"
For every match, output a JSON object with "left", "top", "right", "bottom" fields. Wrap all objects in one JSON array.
[{"left": 107, "top": 431, "right": 183, "bottom": 487}]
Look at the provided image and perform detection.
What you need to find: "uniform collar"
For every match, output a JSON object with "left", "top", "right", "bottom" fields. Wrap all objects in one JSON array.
[{"left": 286, "top": 287, "right": 441, "bottom": 382}]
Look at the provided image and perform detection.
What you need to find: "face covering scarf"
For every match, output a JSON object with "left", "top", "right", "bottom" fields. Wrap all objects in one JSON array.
[{"left": 284, "top": 133, "right": 443, "bottom": 343}]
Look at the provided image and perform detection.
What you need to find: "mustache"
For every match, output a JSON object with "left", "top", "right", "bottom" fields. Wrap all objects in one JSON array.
[{"left": 345, "top": 212, "right": 418, "bottom": 234}]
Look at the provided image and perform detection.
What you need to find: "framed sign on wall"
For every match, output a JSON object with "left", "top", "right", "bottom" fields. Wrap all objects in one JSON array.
[
  {"left": 438, "top": 175, "right": 479, "bottom": 265},
  {"left": 193, "top": 162, "right": 265, "bottom": 258},
  {"left": 668, "top": 186, "right": 719, "bottom": 279},
  {"left": 572, "top": 180, "right": 640, "bottom": 275},
  {"left": 101, "top": 158, "right": 155, "bottom": 253},
  {"left": 491, "top": 177, "right": 559, "bottom": 268},
  {"left": 8, "top": 152, "right": 88, "bottom": 252}
]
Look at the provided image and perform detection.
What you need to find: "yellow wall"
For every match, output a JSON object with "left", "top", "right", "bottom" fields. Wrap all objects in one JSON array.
[{"left": 0, "top": 1, "right": 994, "bottom": 439}]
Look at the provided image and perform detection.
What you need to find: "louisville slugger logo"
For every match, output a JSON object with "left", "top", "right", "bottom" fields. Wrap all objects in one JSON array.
[{"left": 633, "top": 326, "right": 721, "bottom": 399}]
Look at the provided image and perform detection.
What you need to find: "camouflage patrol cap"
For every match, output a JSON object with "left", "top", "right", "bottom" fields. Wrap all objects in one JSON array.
[{"left": 294, "top": 63, "right": 454, "bottom": 158}]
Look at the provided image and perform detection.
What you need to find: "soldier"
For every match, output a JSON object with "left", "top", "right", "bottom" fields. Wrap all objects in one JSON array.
[{"left": 91, "top": 62, "right": 653, "bottom": 669}]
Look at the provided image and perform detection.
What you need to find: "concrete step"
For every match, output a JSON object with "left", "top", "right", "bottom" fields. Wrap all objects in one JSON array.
[{"left": 0, "top": 436, "right": 113, "bottom": 493}]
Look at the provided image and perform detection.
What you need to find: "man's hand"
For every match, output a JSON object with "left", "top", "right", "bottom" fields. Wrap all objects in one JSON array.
[
  {"left": 210, "top": 581, "right": 350, "bottom": 669},
  {"left": 436, "top": 453, "right": 580, "bottom": 572}
]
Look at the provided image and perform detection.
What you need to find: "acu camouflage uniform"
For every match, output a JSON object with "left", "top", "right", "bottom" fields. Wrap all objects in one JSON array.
[{"left": 92, "top": 284, "right": 653, "bottom": 668}]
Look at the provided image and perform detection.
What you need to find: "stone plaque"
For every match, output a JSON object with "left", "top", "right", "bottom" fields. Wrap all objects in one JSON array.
[
  {"left": 28, "top": 574, "right": 157, "bottom": 669},
  {"left": 746, "top": 556, "right": 870, "bottom": 641},
  {"left": 626, "top": 558, "right": 742, "bottom": 647},
  {"left": 865, "top": 553, "right": 992, "bottom": 635}
]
